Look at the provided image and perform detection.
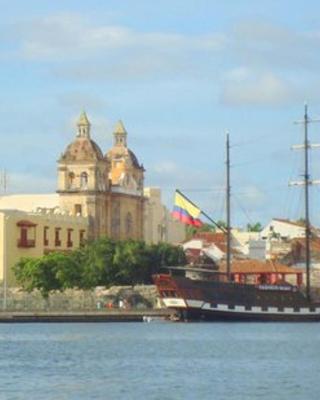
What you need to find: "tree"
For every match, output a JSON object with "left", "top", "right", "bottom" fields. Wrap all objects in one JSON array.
[
  {"left": 112, "top": 240, "right": 149, "bottom": 285},
  {"left": 76, "top": 237, "right": 117, "bottom": 288},
  {"left": 145, "top": 242, "right": 186, "bottom": 282},
  {"left": 13, "top": 239, "right": 188, "bottom": 296},
  {"left": 186, "top": 223, "right": 216, "bottom": 238},
  {"left": 13, "top": 253, "right": 77, "bottom": 298},
  {"left": 216, "top": 220, "right": 227, "bottom": 230},
  {"left": 247, "top": 222, "right": 263, "bottom": 232}
]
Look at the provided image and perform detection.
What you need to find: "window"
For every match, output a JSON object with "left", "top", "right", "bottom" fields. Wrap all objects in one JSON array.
[
  {"left": 68, "top": 172, "right": 75, "bottom": 189},
  {"left": 74, "top": 204, "right": 82, "bottom": 216},
  {"left": 55, "top": 228, "right": 61, "bottom": 247},
  {"left": 80, "top": 172, "right": 88, "bottom": 189},
  {"left": 67, "top": 229, "right": 73, "bottom": 248},
  {"left": 17, "top": 220, "right": 36, "bottom": 248},
  {"left": 44, "top": 226, "right": 49, "bottom": 246}
]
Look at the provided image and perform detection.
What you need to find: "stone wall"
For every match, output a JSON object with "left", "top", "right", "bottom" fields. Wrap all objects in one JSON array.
[{"left": 0, "top": 285, "right": 160, "bottom": 311}]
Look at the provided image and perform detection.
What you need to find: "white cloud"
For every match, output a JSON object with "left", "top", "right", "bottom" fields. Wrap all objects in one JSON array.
[
  {"left": 218, "top": 21, "right": 320, "bottom": 106},
  {"left": 231, "top": 21, "right": 320, "bottom": 71},
  {"left": 8, "top": 13, "right": 224, "bottom": 61},
  {"left": 221, "top": 71, "right": 296, "bottom": 106}
]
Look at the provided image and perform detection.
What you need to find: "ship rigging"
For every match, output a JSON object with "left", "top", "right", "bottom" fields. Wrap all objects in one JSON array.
[{"left": 153, "top": 105, "right": 320, "bottom": 322}]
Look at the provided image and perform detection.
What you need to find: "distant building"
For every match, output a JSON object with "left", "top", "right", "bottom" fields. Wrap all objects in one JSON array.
[
  {"left": 143, "top": 187, "right": 185, "bottom": 244},
  {"left": 182, "top": 232, "right": 244, "bottom": 264},
  {"left": 248, "top": 239, "right": 267, "bottom": 260},
  {"left": 218, "top": 259, "right": 303, "bottom": 286},
  {"left": 182, "top": 231, "right": 303, "bottom": 286},
  {"left": 0, "top": 208, "right": 88, "bottom": 286},
  {"left": 230, "top": 228, "right": 260, "bottom": 255},
  {"left": 260, "top": 218, "right": 306, "bottom": 240}
]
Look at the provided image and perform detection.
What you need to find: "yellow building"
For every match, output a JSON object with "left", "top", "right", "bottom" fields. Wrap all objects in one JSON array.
[{"left": 0, "top": 208, "right": 88, "bottom": 286}]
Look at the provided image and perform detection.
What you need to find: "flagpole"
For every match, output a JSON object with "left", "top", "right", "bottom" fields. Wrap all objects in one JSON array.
[{"left": 226, "top": 132, "right": 231, "bottom": 281}]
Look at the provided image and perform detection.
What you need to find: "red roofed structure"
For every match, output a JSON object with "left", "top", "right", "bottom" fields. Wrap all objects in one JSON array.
[{"left": 219, "top": 259, "right": 303, "bottom": 286}]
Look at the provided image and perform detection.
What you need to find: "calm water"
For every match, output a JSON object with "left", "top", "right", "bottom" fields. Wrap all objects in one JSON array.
[{"left": 0, "top": 322, "right": 319, "bottom": 400}]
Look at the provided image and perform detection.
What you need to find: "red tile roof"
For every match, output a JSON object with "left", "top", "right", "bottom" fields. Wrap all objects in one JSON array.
[
  {"left": 219, "top": 259, "right": 302, "bottom": 275},
  {"left": 185, "top": 231, "right": 242, "bottom": 256}
]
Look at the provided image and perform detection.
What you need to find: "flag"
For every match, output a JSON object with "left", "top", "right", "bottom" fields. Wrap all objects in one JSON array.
[{"left": 172, "top": 190, "right": 203, "bottom": 227}]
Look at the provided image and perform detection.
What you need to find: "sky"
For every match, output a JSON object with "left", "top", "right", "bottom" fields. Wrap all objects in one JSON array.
[{"left": 1, "top": 0, "right": 320, "bottom": 227}]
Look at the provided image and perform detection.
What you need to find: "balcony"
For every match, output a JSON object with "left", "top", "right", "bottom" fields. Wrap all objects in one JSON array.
[{"left": 17, "top": 239, "right": 35, "bottom": 248}]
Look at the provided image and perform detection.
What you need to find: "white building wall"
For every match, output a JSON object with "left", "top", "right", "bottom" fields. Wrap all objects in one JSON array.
[{"left": 260, "top": 219, "right": 305, "bottom": 240}]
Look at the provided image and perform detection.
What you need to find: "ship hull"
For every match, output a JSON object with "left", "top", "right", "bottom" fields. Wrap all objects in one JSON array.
[
  {"left": 154, "top": 274, "right": 320, "bottom": 322},
  {"left": 166, "top": 304, "right": 320, "bottom": 322}
]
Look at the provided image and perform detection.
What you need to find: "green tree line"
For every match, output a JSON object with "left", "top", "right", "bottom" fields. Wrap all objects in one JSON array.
[
  {"left": 186, "top": 221, "right": 262, "bottom": 238},
  {"left": 13, "top": 238, "right": 186, "bottom": 298}
]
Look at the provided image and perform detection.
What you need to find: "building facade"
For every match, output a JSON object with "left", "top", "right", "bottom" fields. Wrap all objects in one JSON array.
[
  {"left": 0, "top": 208, "right": 88, "bottom": 286},
  {"left": 143, "top": 187, "right": 186, "bottom": 244},
  {"left": 57, "top": 112, "right": 145, "bottom": 240}
]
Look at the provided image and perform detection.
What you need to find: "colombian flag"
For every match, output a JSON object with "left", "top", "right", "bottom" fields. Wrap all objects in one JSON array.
[{"left": 172, "top": 190, "right": 203, "bottom": 227}]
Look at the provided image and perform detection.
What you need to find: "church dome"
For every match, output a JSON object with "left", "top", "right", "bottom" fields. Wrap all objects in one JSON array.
[
  {"left": 106, "top": 147, "right": 143, "bottom": 170},
  {"left": 105, "top": 120, "right": 143, "bottom": 169},
  {"left": 60, "top": 138, "right": 104, "bottom": 162},
  {"left": 59, "top": 111, "right": 104, "bottom": 162}
]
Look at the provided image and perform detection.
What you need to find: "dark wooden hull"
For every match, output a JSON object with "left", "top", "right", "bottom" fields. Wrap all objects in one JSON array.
[
  {"left": 179, "top": 307, "right": 320, "bottom": 322},
  {"left": 154, "top": 274, "right": 320, "bottom": 322}
]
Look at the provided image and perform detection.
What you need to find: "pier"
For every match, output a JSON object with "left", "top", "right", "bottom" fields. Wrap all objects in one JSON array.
[{"left": 0, "top": 309, "right": 172, "bottom": 323}]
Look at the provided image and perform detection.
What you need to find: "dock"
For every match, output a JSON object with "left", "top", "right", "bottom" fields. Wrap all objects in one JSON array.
[{"left": 0, "top": 309, "right": 172, "bottom": 323}]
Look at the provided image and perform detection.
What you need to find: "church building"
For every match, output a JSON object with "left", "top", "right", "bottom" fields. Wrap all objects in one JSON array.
[
  {"left": 0, "top": 111, "right": 185, "bottom": 286},
  {"left": 57, "top": 111, "right": 145, "bottom": 240}
]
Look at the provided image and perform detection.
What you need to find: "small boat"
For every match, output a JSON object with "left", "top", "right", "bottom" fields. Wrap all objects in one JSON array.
[{"left": 142, "top": 315, "right": 166, "bottom": 323}]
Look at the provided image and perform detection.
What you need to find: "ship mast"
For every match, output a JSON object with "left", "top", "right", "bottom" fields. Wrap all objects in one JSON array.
[
  {"left": 226, "top": 132, "right": 231, "bottom": 281},
  {"left": 291, "top": 104, "right": 320, "bottom": 302},
  {"left": 304, "top": 105, "right": 311, "bottom": 302}
]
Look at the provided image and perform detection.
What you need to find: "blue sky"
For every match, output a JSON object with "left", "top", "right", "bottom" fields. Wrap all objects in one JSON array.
[{"left": 1, "top": 0, "right": 320, "bottom": 227}]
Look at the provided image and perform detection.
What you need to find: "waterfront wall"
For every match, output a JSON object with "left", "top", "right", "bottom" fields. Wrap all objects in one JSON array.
[{"left": 0, "top": 285, "right": 161, "bottom": 311}]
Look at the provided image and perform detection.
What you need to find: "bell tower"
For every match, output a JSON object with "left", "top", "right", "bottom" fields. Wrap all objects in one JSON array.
[
  {"left": 57, "top": 111, "right": 110, "bottom": 239},
  {"left": 77, "top": 111, "right": 91, "bottom": 138},
  {"left": 113, "top": 120, "right": 127, "bottom": 147}
]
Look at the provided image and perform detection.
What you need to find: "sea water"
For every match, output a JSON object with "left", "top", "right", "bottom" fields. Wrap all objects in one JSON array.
[{"left": 0, "top": 322, "right": 319, "bottom": 400}]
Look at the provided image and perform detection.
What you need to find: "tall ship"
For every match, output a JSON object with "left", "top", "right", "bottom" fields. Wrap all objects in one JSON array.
[{"left": 154, "top": 105, "right": 320, "bottom": 321}]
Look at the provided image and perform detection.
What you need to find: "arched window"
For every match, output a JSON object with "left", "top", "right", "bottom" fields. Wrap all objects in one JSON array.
[
  {"left": 80, "top": 172, "right": 88, "bottom": 189},
  {"left": 125, "top": 212, "right": 133, "bottom": 237},
  {"left": 68, "top": 172, "right": 75, "bottom": 189}
]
